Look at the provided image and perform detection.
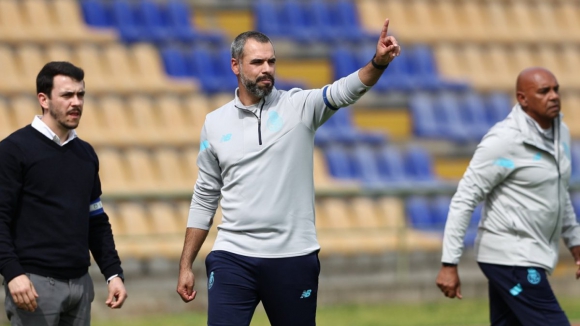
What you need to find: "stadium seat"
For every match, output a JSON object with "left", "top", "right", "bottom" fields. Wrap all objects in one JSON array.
[
  {"left": 323, "top": 144, "right": 354, "bottom": 180},
  {"left": 279, "top": 0, "right": 312, "bottom": 44},
  {"left": 165, "top": 0, "right": 224, "bottom": 45},
  {"left": 375, "top": 145, "right": 408, "bottom": 184},
  {"left": 81, "top": 0, "right": 112, "bottom": 28},
  {"left": 9, "top": 96, "right": 38, "bottom": 129},
  {"left": 152, "top": 147, "right": 193, "bottom": 193},
  {"left": 124, "top": 148, "right": 160, "bottom": 193},
  {"left": 432, "top": 92, "right": 471, "bottom": 142},
  {"left": 127, "top": 95, "right": 165, "bottom": 146},
  {"left": 408, "top": 93, "right": 440, "bottom": 139},
  {"left": 350, "top": 145, "right": 385, "bottom": 187},
  {"left": 0, "top": 45, "right": 27, "bottom": 95},
  {"left": 430, "top": 195, "right": 451, "bottom": 231},
  {"left": 96, "top": 148, "right": 130, "bottom": 194},
  {"left": 405, "top": 196, "right": 436, "bottom": 231},
  {"left": 404, "top": 145, "right": 438, "bottom": 182},
  {"left": 160, "top": 46, "right": 191, "bottom": 78},
  {"left": 0, "top": 99, "right": 15, "bottom": 140},
  {"left": 460, "top": 92, "right": 492, "bottom": 138},
  {"left": 485, "top": 92, "right": 513, "bottom": 126},
  {"left": 331, "top": 47, "right": 359, "bottom": 80}
]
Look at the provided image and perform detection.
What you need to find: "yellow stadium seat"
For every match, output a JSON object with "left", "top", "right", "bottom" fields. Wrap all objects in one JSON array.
[
  {"left": 182, "top": 146, "right": 200, "bottom": 184},
  {"left": 98, "top": 95, "right": 138, "bottom": 146},
  {"left": 356, "top": 0, "right": 383, "bottom": 35},
  {"left": 15, "top": 45, "right": 47, "bottom": 91},
  {"left": 21, "top": 0, "right": 60, "bottom": 44},
  {"left": 534, "top": 1, "right": 563, "bottom": 42},
  {"left": 45, "top": 44, "right": 74, "bottom": 63},
  {"left": 126, "top": 95, "right": 164, "bottom": 146},
  {"left": 147, "top": 201, "right": 184, "bottom": 259},
  {"left": 0, "top": 0, "right": 31, "bottom": 43},
  {"left": 0, "top": 99, "right": 16, "bottom": 139},
  {"left": 156, "top": 95, "right": 193, "bottom": 145},
  {"left": 560, "top": 45, "right": 580, "bottom": 90},
  {"left": 487, "top": 45, "right": 514, "bottom": 91},
  {"left": 76, "top": 96, "right": 106, "bottom": 146},
  {"left": 73, "top": 44, "right": 110, "bottom": 95},
  {"left": 123, "top": 147, "right": 160, "bottom": 194},
  {"left": 102, "top": 44, "right": 141, "bottom": 94},
  {"left": 0, "top": 45, "right": 27, "bottom": 95},
  {"left": 152, "top": 147, "right": 193, "bottom": 193},
  {"left": 460, "top": 0, "right": 489, "bottom": 43},
  {"left": 537, "top": 46, "right": 565, "bottom": 82},
  {"left": 10, "top": 96, "right": 39, "bottom": 128},
  {"left": 511, "top": 45, "right": 539, "bottom": 74},
  {"left": 561, "top": 93, "right": 580, "bottom": 138},
  {"left": 184, "top": 94, "right": 212, "bottom": 142},
  {"left": 556, "top": 1, "right": 580, "bottom": 43},
  {"left": 114, "top": 201, "right": 160, "bottom": 259},
  {"left": 96, "top": 148, "right": 131, "bottom": 195}
]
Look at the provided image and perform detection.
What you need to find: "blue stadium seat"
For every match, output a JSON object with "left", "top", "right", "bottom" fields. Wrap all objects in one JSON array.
[
  {"left": 331, "top": 47, "right": 358, "bottom": 80},
  {"left": 406, "top": 45, "right": 444, "bottom": 92},
  {"left": 460, "top": 92, "right": 492, "bottom": 140},
  {"left": 433, "top": 92, "right": 471, "bottom": 142},
  {"left": 485, "top": 92, "right": 513, "bottom": 126},
  {"left": 404, "top": 145, "right": 437, "bottom": 182},
  {"left": 306, "top": 0, "right": 341, "bottom": 44},
  {"left": 571, "top": 142, "right": 580, "bottom": 182},
  {"left": 376, "top": 145, "right": 408, "bottom": 183},
  {"left": 431, "top": 195, "right": 451, "bottom": 230},
  {"left": 409, "top": 93, "right": 440, "bottom": 139},
  {"left": 334, "top": 0, "right": 376, "bottom": 43},
  {"left": 111, "top": 0, "right": 145, "bottom": 43},
  {"left": 280, "top": 0, "right": 312, "bottom": 44},
  {"left": 160, "top": 47, "right": 191, "bottom": 78},
  {"left": 187, "top": 47, "right": 224, "bottom": 94},
  {"left": 465, "top": 204, "right": 483, "bottom": 247},
  {"left": 350, "top": 145, "right": 385, "bottom": 187},
  {"left": 357, "top": 44, "right": 414, "bottom": 93},
  {"left": 406, "top": 196, "right": 436, "bottom": 231},
  {"left": 254, "top": 0, "right": 283, "bottom": 37},
  {"left": 139, "top": 0, "right": 173, "bottom": 44},
  {"left": 324, "top": 144, "right": 355, "bottom": 179},
  {"left": 81, "top": 0, "right": 112, "bottom": 28},
  {"left": 165, "top": 0, "right": 224, "bottom": 45}
]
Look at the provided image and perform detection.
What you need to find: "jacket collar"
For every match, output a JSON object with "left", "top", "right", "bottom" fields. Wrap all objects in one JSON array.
[
  {"left": 233, "top": 87, "right": 278, "bottom": 110},
  {"left": 508, "top": 103, "right": 561, "bottom": 153}
]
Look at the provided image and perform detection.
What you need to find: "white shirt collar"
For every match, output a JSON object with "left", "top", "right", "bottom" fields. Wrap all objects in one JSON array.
[{"left": 31, "top": 115, "right": 78, "bottom": 146}]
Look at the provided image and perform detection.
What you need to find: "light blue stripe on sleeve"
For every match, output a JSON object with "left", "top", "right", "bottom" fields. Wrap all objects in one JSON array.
[
  {"left": 89, "top": 198, "right": 104, "bottom": 216},
  {"left": 494, "top": 157, "right": 515, "bottom": 169}
]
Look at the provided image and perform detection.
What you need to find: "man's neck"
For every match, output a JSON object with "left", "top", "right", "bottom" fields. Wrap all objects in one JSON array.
[{"left": 41, "top": 116, "right": 70, "bottom": 142}]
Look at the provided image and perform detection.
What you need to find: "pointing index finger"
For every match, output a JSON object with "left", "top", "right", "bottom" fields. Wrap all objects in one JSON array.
[{"left": 380, "top": 18, "right": 390, "bottom": 41}]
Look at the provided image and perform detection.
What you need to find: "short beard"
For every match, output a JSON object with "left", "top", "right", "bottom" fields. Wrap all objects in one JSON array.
[
  {"left": 49, "top": 106, "right": 79, "bottom": 130},
  {"left": 241, "top": 72, "right": 274, "bottom": 99}
]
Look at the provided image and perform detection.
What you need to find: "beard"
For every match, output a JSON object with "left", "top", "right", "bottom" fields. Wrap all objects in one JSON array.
[
  {"left": 49, "top": 105, "right": 81, "bottom": 130},
  {"left": 240, "top": 70, "right": 275, "bottom": 99}
]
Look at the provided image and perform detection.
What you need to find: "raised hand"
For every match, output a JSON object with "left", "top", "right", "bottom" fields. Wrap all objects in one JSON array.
[{"left": 374, "top": 18, "right": 401, "bottom": 65}]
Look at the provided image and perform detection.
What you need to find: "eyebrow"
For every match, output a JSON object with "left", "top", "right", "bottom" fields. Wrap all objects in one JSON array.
[
  {"left": 59, "top": 90, "right": 85, "bottom": 96},
  {"left": 249, "top": 57, "right": 276, "bottom": 64}
]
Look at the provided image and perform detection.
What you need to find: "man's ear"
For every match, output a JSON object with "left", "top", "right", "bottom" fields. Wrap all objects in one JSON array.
[
  {"left": 231, "top": 58, "right": 240, "bottom": 75},
  {"left": 37, "top": 93, "right": 50, "bottom": 112},
  {"left": 516, "top": 91, "right": 527, "bottom": 108}
]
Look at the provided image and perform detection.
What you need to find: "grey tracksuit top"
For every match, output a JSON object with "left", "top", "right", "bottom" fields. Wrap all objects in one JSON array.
[
  {"left": 442, "top": 104, "right": 580, "bottom": 273},
  {"left": 187, "top": 70, "right": 371, "bottom": 258}
]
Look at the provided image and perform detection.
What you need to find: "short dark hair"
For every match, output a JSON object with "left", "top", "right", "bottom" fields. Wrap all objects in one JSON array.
[
  {"left": 36, "top": 61, "right": 84, "bottom": 98},
  {"left": 231, "top": 31, "right": 272, "bottom": 61}
]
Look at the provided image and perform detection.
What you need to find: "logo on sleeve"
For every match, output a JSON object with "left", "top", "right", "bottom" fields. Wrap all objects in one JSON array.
[
  {"left": 533, "top": 152, "right": 542, "bottom": 161},
  {"left": 266, "top": 111, "right": 283, "bottom": 132},
  {"left": 527, "top": 268, "right": 541, "bottom": 285},
  {"left": 208, "top": 271, "right": 215, "bottom": 290},
  {"left": 200, "top": 140, "right": 210, "bottom": 152},
  {"left": 494, "top": 157, "right": 515, "bottom": 169}
]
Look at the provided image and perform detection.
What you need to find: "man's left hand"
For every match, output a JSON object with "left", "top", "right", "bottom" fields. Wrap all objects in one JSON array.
[
  {"left": 106, "top": 277, "right": 128, "bottom": 309},
  {"left": 570, "top": 245, "right": 580, "bottom": 279}
]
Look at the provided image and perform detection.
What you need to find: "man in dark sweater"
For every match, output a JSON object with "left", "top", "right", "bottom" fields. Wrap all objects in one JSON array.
[{"left": 0, "top": 61, "right": 127, "bottom": 325}]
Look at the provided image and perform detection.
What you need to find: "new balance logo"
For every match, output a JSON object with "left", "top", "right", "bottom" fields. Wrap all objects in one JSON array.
[
  {"left": 300, "top": 289, "right": 312, "bottom": 299},
  {"left": 509, "top": 284, "right": 523, "bottom": 296}
]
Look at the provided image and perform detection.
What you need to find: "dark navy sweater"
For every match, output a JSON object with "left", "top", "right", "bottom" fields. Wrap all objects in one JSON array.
[{"left": 0, "top": 125, "right": 122, "bottom": 282}]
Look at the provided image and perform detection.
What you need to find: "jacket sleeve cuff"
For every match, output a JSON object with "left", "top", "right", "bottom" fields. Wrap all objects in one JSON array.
[
  {"left": 100, "top": 264, "right": 123, "bottom": 282},
  {"left": 2, "top": 261, "right": 26, "bottom": 284}
]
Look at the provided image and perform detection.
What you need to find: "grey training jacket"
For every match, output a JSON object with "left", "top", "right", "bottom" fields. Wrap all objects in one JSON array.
[
  {"left": 442, "top": 104, "right": 580, "bottom": 273},
  {"left": 187, "top": 71, "right": 370, "bottom": 258}
]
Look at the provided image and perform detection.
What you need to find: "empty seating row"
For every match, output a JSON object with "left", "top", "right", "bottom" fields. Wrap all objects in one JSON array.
[
  {"left": 409, "top": 91, "right": 513, "bottom": 143},
  {"left": 0, "top": 43, "right": 196, "bottom": 95},
  {"left": 322, "top": 143, "right": 445, "bottom": 190},
  {"left": 357, "top": 0, "right": 580, "bottom": 44},
  {"left": 106, "top": 196, "right": 441, "bottom": 260},
  {"left": 254, "top": 0, "right": 375, "bottom": 45},
  {"left": 81, "top": 0, "right": 224, "bottom": 45},
  {"left": 0, "top": 0, "right": 115, "bottom": 44},
  {"left": 0, "top": 94, "right": 224, "bottom": 146},
  {"left": 435, "top": 43, "right": 580, "bottom": 92},
  {"left": 332, "top": 44, "right": 469, "bottom": 93}
]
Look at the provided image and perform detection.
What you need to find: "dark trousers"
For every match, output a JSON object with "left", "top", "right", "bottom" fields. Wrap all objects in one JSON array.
[
  {"left": 4, "top": 273, "right": 94, "bottom": 326},
  {"left": 478, "top": 262, "right": 570, "bottom": 326},
  {"left": 206, "top": 250, "right": 320, "bottom": 326}
]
